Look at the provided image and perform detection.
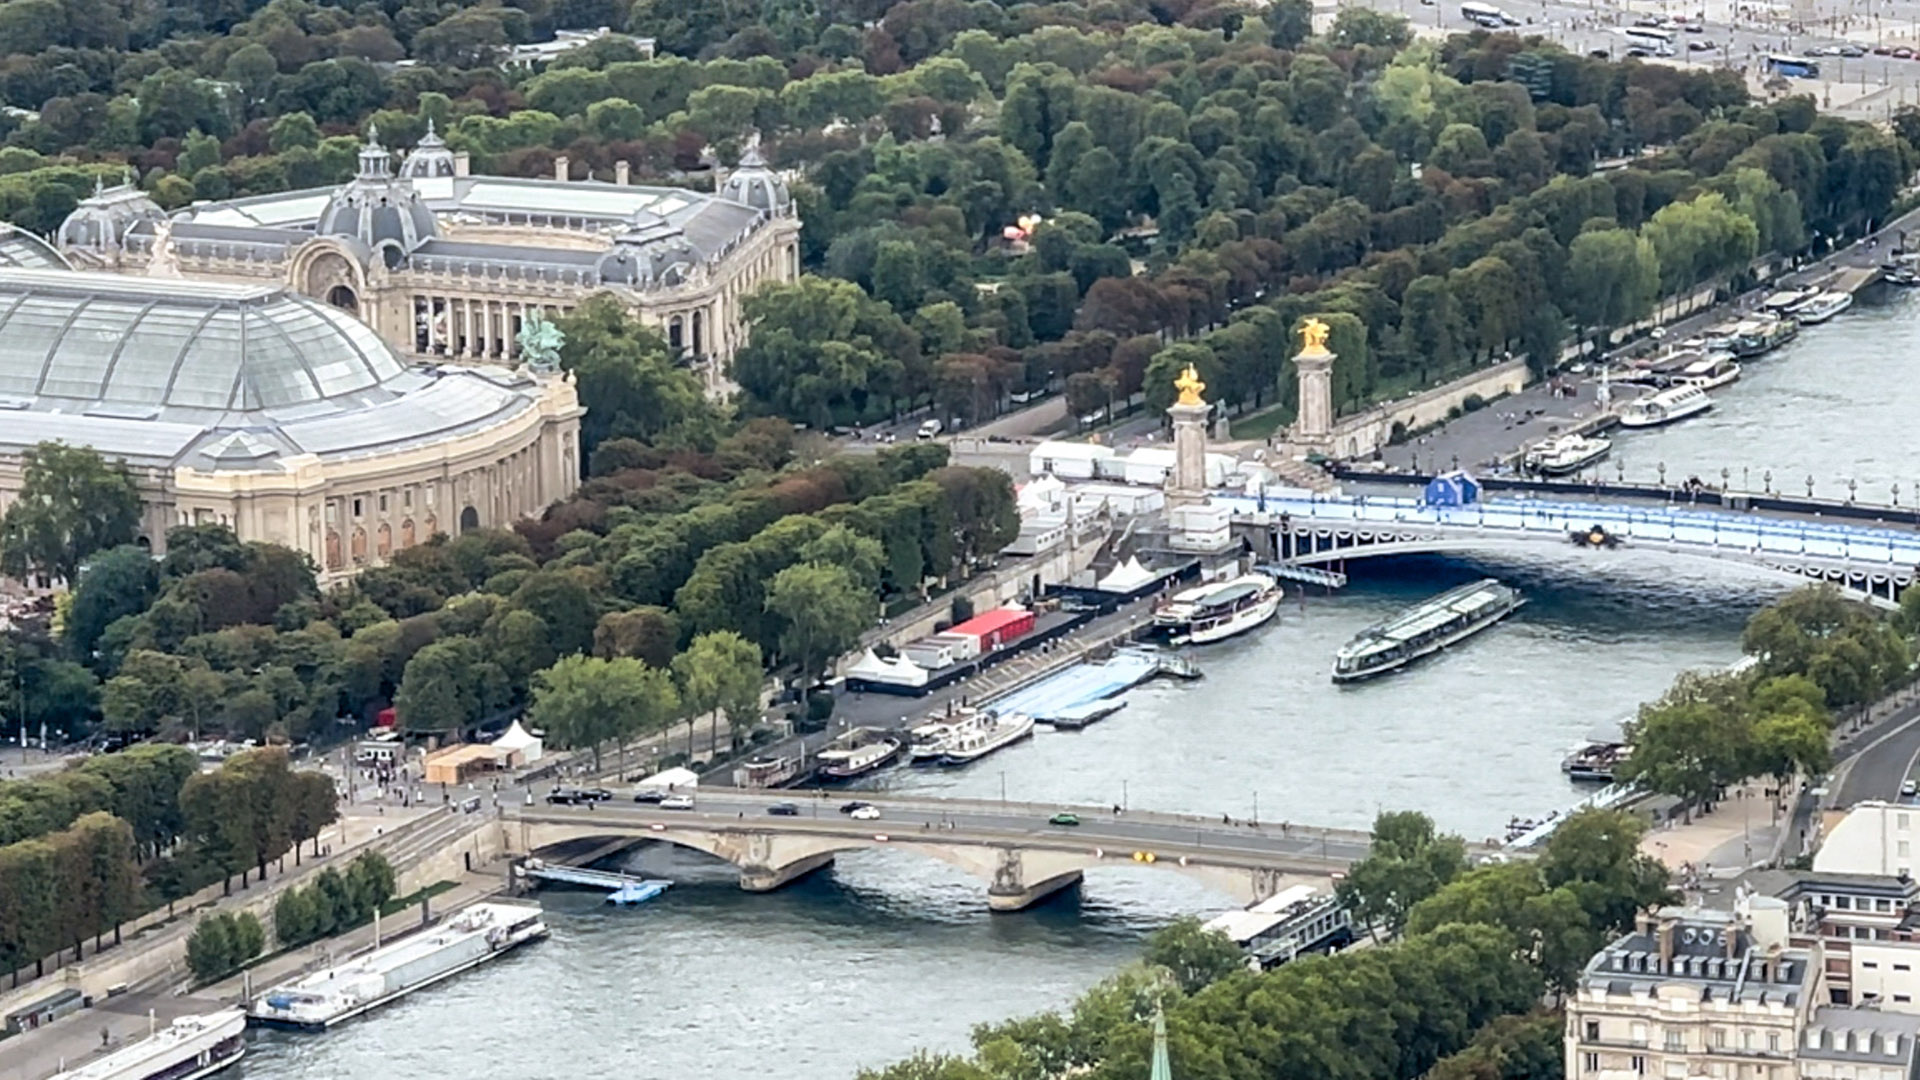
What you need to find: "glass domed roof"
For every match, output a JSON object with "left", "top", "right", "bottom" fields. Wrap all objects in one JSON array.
[{"left": 0, "top": 268, "right": 407, "bottom": 415}]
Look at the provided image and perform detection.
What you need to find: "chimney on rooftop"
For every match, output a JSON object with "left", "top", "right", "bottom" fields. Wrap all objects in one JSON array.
[
  {"left": 1657, "top": 918, "right": 1676, "bottom": 973},
  {"left": 555, "top": 155, "right": 570, "bottom": 182},
  {"left": 615, "top": 160, "right": 630, "bottom": 186},
  {"left": 453, "top": 152, "right": 470, "bottom": 178}
]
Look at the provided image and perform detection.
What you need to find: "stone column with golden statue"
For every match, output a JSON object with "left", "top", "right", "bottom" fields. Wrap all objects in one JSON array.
[
  {"left": 1166, "top": 362, "right": 1210, "bottom": 505},
  {"left": 1289, "top": 316, "right": 1335, "bottom": 455}
]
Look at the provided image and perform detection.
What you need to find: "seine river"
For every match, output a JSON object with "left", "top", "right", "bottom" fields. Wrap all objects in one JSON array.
[{"left": 239, "top": 288, "right": 1919, "bottom": 1079}]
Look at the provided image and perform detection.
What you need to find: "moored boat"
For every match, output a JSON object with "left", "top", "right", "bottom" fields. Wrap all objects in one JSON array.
[
  {"left": 1155, "top": 573, "right": 1281, "bottom": 644},
  {"left": 1524, "top": 433, "right": 1612, "bottom": 476},
  {"left": 1674, "top": 355, "right": 1740, "bottom": 391},
  {"left": 1562, "top": 741, "right": 1630, "bottom": 782},
  {"left": 51, "top": 1009, "right": 247, "bottom": 1080},
  {"left": 248, "top": 902, "right": 547, "bottom": 1032},
  {"left": 1618, "top": 384, "right": 1712, "bottom": 428},
  {"left": 813, "top": 729, "right": 903, "bottom": 781},
  {"left": 1792, "top": 290, "right": 1852, "bottom": 324},
  {"left": 1170, "top": 573, "right": 1280, "bottom": 645},
  {"left": 1331, "top": 579, "right": 1524, "bottom": 682},
  {"left": 939, "top": 710, "right": 1036, "bottom": 765},
  {"left": 1760, "top": 285, "right": 1819, "bottom": 314}
]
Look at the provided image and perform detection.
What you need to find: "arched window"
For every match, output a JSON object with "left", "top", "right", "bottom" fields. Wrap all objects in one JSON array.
[
  {"left": 668, "top": 315, "right": 684, "bottom": 351},
  {"left": 692, "top": 311, "right": 704, "bottom": 356}
]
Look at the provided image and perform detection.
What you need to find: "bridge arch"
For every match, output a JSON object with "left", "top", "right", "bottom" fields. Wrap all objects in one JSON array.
[
  {"left": 510, "top": 821, "right": 1305, "bottom": 910},
  {"left": 1270, "top": 526, "right": 1913, "bottom": 606}
]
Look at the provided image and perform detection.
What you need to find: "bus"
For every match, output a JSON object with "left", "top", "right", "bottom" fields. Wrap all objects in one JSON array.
[
  {"left": 1621, "top": 25, "right": 1676, "bottom": 55},
  {"left": 1460, "top": 2, "right": 1518, "bottom": 28},
  {"left": 1765, "top": 54, "right": 1821, "bottom": 78}
]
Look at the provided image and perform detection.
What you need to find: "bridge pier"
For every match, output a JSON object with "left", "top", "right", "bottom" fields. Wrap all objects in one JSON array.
[
  {"left": 986, "top": 848, "right": 1086, "bottom": 912},
  {"left": 739, "top": 851, "right": 836, "bottom": 893}
]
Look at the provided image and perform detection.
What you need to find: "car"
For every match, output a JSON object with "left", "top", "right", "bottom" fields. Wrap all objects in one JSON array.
[
  {"left": 1588, "top": 49, "right": 1610, "bottom": 58},
  {"left": 1903, "top": 780, "right": 1918, "bottom": 797},
  {"left": 766, "top": 802, "right": 801, "bottom": 816},
  {"left": 1683, "top": 22, "right": 1704, "bottom": 32},
  {"left": 582, "top": 788, "right": 613, "bottom": 802},
  {"left": 660, "top": 794, "right": 695, "bottom": 810},
  {"left": 633, "top": 789, "right": 667, "bottom": 803},
  {"left": 1839, "top": 45, "right": 1865, "bottom": 57},
  {"left": 1874, "top": 45, "right": 1893, "bottom": 55},
  {"left": 546, "top": 788, "right": 589, "bottom": 805},
  {"left": 850, "top": 805, "right": 881, "bottom": 820},
  {"left": 839, "top": 800, "right": 874, "bottom": 814},
  {"left": 1625, "top": 47, "right": 1650, "bottom": 58},
  {"left": 1803, "top": 45, "right": 1826, "bottom": 56},
  {"left": 1048, "top": 812, "right": 1081, "bottom": 827},
  {"left": 916, "top": 418, "right": 944, "bottom": 440},
  {"left": 1688, "top": 39, "right": 1713, "bottom": 51},
  {"left": 1895, "top": 47, "right": 1914, "bottom": 59}
]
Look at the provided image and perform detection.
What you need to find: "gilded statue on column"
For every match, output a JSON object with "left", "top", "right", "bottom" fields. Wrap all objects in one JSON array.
[
  {"left": 1298, "top": 317, "right": 1332, "bottom": 357},
  {"left": 1174, "top": 363, "right": 1206, "bottom": 407}
]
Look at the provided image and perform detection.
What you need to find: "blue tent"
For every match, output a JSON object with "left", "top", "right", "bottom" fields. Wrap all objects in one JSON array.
[{"left": 1422, "top": 470, "right": 1481, "bottom": 507}]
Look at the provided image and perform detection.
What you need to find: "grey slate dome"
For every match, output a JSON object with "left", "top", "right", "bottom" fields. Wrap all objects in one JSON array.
[
  {"left": 399, "top": 120, "right": 458, "bottom": 180},
  {"left": 57, "top": 179, "right": 165, "bottom": 252},
  {"left": 317, "top": 131, "right": 438, "bottom": 266},
  {"left": 718, "top": 145, "right": 791, "bottom": 214},
  {"left": 597, "top": 216, "right": 698, "bottom": 286}
]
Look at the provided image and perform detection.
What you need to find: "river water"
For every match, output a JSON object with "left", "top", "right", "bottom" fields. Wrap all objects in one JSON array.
[{"left": 238, "top": 288, "right": 1920, "bottom": 1079}]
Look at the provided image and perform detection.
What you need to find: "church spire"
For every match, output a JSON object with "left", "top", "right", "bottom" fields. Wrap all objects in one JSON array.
[{"left": 1149, "top": 1004, "right": 1173, "bottom": 1080}]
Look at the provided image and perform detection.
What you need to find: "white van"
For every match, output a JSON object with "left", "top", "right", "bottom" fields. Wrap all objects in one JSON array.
[{"left": 916, "top": 418, "right": 944, "bottom": 440}]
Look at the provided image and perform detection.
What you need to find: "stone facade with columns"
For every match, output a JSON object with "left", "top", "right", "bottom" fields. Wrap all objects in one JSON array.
[{"left": 55, "top": 129, "right": 800, "bottom": 395}]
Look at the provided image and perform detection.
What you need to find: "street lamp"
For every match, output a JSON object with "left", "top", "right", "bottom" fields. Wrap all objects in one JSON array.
[
  {"left": 1807, "top": 474, "right": 1816, "bottom": 498},
  {"left": 1848, "top": 478, "right": 1858, "bottom": 504},
  {"left": 1894, "top": 482, "right": 1902, "bottom": 508},
  {"left": 1658, "top": 461, "right": 1668, "bottom": 488},
  {"left": 1764, "top": 469, "right": 1773, "bottom": 494}
]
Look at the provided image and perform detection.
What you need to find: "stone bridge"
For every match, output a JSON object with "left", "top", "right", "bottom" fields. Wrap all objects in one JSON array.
[{"left": 494, "top": 792, "right": 1408, "bottom": 911}]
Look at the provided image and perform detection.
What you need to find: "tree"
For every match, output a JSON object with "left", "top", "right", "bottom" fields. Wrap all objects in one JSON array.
[
  {"left": 185, "top": 911, "right": 263, "bottom": 983},
  {"left": 529, "top": 654, "right": 679, "bottom": 771},
  {"left": 731, "top": 276, "right": 918, "bottom": 428},
  {"left": 394, "top": 636, "right": 505, "bottom": 736},
  {"left": 0, "top": 442, "right": 143, "bottom": 585},
  {"left": 765, "top": 562, "right": 875, "bottom": 683},
  {"left": 1141, "top": 916, "right": 1245, "bottom": 993},
  {"left": 65, "top": 545, "right": 158, "bottom": 661},
  {"left": 1336, "top": 810, "right": 1468, "bottom": 939},
  {"left": 672, "top": 630, "right": 764, "bottom": 754},
  {"left": 555, "top": 297, "right": 718, "bottom": 459},
  {"left": 1564, "top": 228, "right": 1660, "bottom": 340}
]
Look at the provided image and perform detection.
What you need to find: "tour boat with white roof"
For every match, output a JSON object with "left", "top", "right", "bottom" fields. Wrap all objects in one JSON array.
[
  {"left": 1153, "top": 572, "right": 1282, "bottom": 644},
  {"left": 1618, "top": 384, "right": 1713, "bottom": 428},
  {"left": 50, "top": 1010, "right": 246, "bottom": 1080},
  {"left": 1332, "top": 579, "right": 1524, "bottom": 682}
]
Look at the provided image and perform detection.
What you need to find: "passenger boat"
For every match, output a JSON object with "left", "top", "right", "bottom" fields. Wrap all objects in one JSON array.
[
  {"left": 50, "top": 1009, "right": 247, "bottom": 1080},
  {"left": 1154, "top": 573, "right": 1281, "bottom": 645},
  {"left": 1202, "top": 884, "right": 1354, "bottom": 972},
  {"left": 1793, "top": 290, "right": 1852, "bottom": 324},
  {"left": 1173, "top": 573, "right": 1280, "bottom": 645},
  {"left": 1524, "top": 433, "right": 1611, "bottom": 476},
  {"left": 1562, "top": 741, "right": 1630, "bottom": 782},
  {"left": 1618, "top": 384, "right": 1713, "bottom": 428},
  {"left": 1331, "top": 579, "right": 1524, "bottom": 682},
  {"left": 248, "top": 902, "right": 547, "bottom": 1032},
  {"left": 813, "top": 730, "right": 903, "bottom": 781},
  {"left": 1675, "top": 356, "right": 1740, "bottom": 391},
  {"left": 939, "top": 710, "right": 1036, "bottom": 765}
]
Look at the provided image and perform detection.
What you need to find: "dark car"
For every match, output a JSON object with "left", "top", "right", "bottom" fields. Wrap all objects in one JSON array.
[
  {"left": 546, "top": 788, "right": 587, "bottom": 805},
  {"left": 582, "top": 788, "right": 613, "bottom": 802},
  {"left": 767, "top": 802, "right": 801, "bottom": 816},
  {"left": 633, "top": 789, "right": 667, "bottom": 803},
  {"left": 839, "top": 800, "right": 874, "bottom": 814}
]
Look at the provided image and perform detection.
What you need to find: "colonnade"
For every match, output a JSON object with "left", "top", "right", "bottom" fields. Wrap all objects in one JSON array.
[{"left": 415, "top": 294, "right": 574, "bottom": 361}]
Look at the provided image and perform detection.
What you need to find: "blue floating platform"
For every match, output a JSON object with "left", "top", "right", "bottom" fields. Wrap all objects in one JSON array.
[{"left": 606, "top": 880, "right": 671, "bottom": 905}]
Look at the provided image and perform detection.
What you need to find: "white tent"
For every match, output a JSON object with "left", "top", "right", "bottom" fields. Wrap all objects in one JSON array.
[
  {"left": 492, "top": 719, "right": 544, "bottom": 764},
  {"left": 1097, "top": 556, "right": 1159, "bottom": 594},
  {"left": 846, "top": 648, "right": 931, "bottom": 688}
]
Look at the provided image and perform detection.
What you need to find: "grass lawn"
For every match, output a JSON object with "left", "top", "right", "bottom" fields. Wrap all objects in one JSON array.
[{"left": 1228, "top": 405, "right": 1293, "bottom": 442}]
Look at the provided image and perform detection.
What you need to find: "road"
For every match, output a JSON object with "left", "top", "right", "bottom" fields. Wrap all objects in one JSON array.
[{"left": 510, "top": 787, "right": 1390, "bottom": 868}]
